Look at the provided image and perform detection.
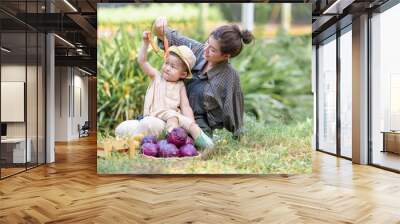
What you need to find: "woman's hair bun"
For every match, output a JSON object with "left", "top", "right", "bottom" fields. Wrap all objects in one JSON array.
[{"left": 241, "top": 30, "right": 254, "bottom": 44}]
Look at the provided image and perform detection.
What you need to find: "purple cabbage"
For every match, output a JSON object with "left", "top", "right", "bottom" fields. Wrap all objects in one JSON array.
[
  {"left": 179, "top": 144, "right": 198, "bottom": 157},
  {"left": 167, "top": 128, "right": 188, "bottom": 147},
  {"left": 157, "top": 139, "right": 168, "bottom": 148},
  {"left": 141, "top": 135, "right": 157, "bottom": 145},
  {"left": 141, "top": 143, "right": 159, "bottom": 157},
  {"left": 158, "top": 142, "right": 179, "bottom": 157},
  {"left": 185, "top": 136, "right": 194, "bottom": 145}
]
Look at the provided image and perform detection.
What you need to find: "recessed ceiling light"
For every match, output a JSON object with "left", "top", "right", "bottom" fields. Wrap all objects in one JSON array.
[
  {"left": 1, "top": 47, "right": 11, "bottom": 53},
  {"left": 78, "top": 67, "right": 92, "bottom": 76},
  {"left": 323, "top": 0, "right": 354, "bottom": 15},
  {"left": 63, "top": 0, "right": 78, "bottom": 12},
  {"left": 54, "top": 34, "right": 75, "bottom": 48}
]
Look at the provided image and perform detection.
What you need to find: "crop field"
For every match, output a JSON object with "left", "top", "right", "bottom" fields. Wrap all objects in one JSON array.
[
  {"left": 97, "top": 115, "right": 313, "bottom": 174},
  {"left": 97, "top": 4, "right": 313, "bottom": 174}
]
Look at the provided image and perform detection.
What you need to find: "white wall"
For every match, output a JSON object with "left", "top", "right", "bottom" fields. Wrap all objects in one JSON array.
[
  {"left": 0, "top": 65, "right": 39, "bottom": 137},
  {"left": 55, "top": 67, "right": 89, "bottom": 141},
  {"left": 1, "top": 65, "right": 26, "bottom": 139},
  {"left": 1, "top": 64, "right": 46, "bottom": 164},
  {"left": 1, "top": 82, "right": 25, "bottom": 122},
  {"left": 55, "top": 67, "right": 69, "bottom": 141},
  {"left": 73, "top": 73, "right": 89, "bottom": 138},
  {"left": 1, "top": 65, "right": 25, "bottom": 81}
]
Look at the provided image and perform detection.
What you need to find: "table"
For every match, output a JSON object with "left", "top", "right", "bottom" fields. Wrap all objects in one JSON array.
[
  {"left": 381, "top": 131, "right": 400, "bottom": 154},
  {"left": 1, "top": 138, "right": 31, "bottom": 163}
]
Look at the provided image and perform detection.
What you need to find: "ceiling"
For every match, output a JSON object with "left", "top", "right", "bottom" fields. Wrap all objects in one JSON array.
[
  {"left": 0, "top": 0, "right": 104, "bottom": 75},
  {"left": 311, "top": 0, "right": 390, "bottom": 44}
]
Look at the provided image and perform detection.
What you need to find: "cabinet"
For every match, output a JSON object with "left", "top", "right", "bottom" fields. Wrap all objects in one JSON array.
[
  {"left": 0, "top": 138, "right": 32, "bottom": 165},
  {"left": 382, "top": 132, "right": 400, "bottom": 154}
]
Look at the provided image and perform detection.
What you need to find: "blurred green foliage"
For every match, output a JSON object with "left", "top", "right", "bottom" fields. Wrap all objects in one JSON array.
[
  {"left": 97, "top": 30, "right": 155, "bottom": 135},
  {"left": 213, "top": 3, "right": 310, "bottom": 24},
  {"left": 233, "top": 29, "right": 312, "bottom": 123},
  {"left": 98, "top": 4, "right": 223, "bottom": 26}
]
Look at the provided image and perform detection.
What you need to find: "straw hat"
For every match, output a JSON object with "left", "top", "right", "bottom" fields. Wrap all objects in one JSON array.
[{"left": 167, "top": 45, "right": 196, "bottom": 78}]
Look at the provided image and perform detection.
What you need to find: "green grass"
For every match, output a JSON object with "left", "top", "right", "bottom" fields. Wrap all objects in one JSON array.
[{"left": 97, "top": 115, "right": 312, "bottom": 174}]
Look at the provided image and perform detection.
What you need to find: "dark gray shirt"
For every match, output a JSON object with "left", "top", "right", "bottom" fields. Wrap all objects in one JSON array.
[{"left": 158, "top": 28, "right": 244, "bottom": 138}]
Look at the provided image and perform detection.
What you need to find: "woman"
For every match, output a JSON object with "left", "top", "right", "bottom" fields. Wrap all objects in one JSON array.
[
  {"left": 116, "top": 17, "right": 254, "bottom": 157},
  {"left": 154, "top": 17, "right": 254, "bottom": 138}
]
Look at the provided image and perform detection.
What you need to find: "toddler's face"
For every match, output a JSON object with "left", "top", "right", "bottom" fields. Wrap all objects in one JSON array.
[{"left": 161, "top": 54, "right": 188, "bottom": 82}]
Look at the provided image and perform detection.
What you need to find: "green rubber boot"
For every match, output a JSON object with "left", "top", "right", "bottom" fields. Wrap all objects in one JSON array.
[{"left": 194, "top": 131, "right": 215, "bottom": 160}]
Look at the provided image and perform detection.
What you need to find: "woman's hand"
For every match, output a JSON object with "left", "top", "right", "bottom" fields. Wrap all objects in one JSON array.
[
  {"left": 154, "top": 16, "right": 168, "bottom": 39},
  {"left": 142, "top": 31, "right": 151, "bottom": 44}
]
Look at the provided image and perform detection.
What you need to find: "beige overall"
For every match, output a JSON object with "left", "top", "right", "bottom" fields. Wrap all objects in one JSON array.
[{"left": 143, "top": 72, "right": 194, "bottom": 131}]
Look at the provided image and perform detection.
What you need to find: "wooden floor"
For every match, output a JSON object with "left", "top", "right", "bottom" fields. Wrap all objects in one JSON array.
[
  {"left": 1, "top": 163, "right": 45, "bottom": 178},
  {"left": 1, "top": 167, "right": 26, "bottom": 178},
  {"left": 0, "top": 135, "right": 400, "bottom": 223}
]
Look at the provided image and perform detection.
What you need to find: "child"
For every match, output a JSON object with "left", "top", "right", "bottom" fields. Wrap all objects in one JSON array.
[{"left": 137, "top": 31, "right": 214, "bottom": 150}]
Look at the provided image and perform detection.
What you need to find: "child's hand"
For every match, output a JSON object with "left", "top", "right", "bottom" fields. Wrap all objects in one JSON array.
[{"left": 142, "top": 31, "right": 151, "bottom": 44}]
